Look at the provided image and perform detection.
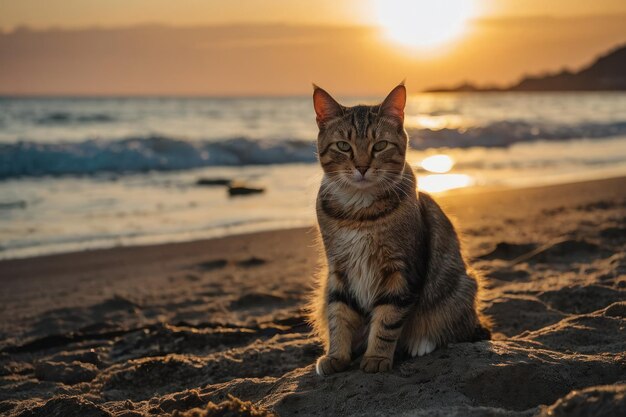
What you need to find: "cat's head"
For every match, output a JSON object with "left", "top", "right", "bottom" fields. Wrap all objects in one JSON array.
[{"left": 313, "top": 84, "right": 408, "bottom": 191}]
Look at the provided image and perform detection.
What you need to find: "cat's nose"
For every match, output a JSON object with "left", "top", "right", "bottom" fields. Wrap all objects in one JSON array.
[{"left": 356, "top": 166, "right": 369, "bottom": 176}]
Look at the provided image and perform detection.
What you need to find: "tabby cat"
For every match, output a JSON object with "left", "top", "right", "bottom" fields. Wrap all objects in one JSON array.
[{"left": 309, "top": 84, "right": 490, "bottom": 375}]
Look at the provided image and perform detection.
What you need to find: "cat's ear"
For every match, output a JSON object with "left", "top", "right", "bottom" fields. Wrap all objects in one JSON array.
[
  {"left": 379, "top": 83, "right": 406, "bottom": 124},
  {"left": 313, "top": 85, "right": 343, "bottom": 129}
]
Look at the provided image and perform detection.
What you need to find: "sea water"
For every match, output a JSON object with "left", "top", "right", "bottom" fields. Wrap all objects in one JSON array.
[{"left": 1, "top": 92, "right": 625, "bottom": 259}]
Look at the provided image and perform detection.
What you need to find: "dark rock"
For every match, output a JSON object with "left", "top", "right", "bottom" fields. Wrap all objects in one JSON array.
[
  {"left": 228, "top": 183, "right": 265, "bottom": 197},
  {"left": 0, "top": 200, "right": 27, "bottom": 210},
  {"left": 196, "top": 178, "right": 232, "bottom": 187},
  {"left": 195, "top": 259, "right": 228, "bottom": 271},
  {"left": 236, "top": 257, "right": 267, "bottom": 268}
]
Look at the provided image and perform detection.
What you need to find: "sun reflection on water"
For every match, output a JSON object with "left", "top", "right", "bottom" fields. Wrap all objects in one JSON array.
[
  {"left": 405, "top": 114, "right": 466, "bottom": 130},
  {"left": 418, "top": 174, "right": 474, "bottom": 193},
  {"left": 420, "top": 154, "right": 454, "bottom": 173},
  {"left": 416, "top": 154, "right": 474, "bottom": 193}
]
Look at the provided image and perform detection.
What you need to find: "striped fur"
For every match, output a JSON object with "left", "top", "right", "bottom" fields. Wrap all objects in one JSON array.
[{"left": 309, "top": 84, "right": 490, "bottom": 376}]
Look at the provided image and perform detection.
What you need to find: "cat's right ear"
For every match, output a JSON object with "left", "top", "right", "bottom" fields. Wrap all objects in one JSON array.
[
  {"left": 379, "top": 83, "right": 406, "bottom": 125},
  {"left": 313, "top": 85, "right": 343, "bottom": 129}
]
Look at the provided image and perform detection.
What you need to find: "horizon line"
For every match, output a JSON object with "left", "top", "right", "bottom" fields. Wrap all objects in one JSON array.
[
  {"left": 3, "top": 12, "right": 626, "bottom": 33},
  {"left": 3, "top": 90, "right": 626, "bottom": 100}
]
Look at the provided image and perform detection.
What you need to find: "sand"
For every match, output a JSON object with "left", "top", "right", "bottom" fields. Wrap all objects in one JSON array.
[{"left": 1, "top": 176, "right": 625, "bottom": 417}]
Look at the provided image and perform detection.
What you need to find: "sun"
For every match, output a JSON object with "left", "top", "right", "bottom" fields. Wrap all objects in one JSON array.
[{"left": 373, "top": 0, "right": 475, "bottom": 50}]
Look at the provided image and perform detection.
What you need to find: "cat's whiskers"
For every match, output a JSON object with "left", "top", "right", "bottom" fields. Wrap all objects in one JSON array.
[
  {"left": 320, "top": 174, "right": 353, "bottom": 201},
  {"left": 378, "top": 176, "right": 402, "bottom": 203},
  {"left": 376, "top": 172, "right": 409, "bottom": 200}
]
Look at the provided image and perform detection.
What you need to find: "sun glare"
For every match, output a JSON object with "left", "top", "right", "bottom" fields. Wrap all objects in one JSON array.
[
  {"left": 418, "top": 174, "right": 473, "bottom": 193},
  {"left": 416, "top": 154, "right": 472, "bottom": 192},
  {"left": 421, "top": 154, "right": 454, "bottom": 173},
  {"left": 373, "top": 0, "right": 475, "bottom": 50}
]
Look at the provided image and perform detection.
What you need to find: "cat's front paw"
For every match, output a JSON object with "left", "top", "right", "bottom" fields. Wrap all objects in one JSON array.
[
  {"left": 360, "top": 356, "right": 392, "bottom": 373},
  {"left": 315, "top": 355, "right": 350, "bottom": 376}
]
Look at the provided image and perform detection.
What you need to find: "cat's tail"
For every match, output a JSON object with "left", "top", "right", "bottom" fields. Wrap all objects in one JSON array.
[
  {"left": 467, "top": 265, "right": 492, "bottom": 342},
  {"left": 471, "top": 322, "right": 492, "bottom": 341}
]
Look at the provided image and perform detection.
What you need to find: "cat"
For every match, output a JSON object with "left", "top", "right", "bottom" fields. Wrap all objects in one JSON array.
[{"left": 309, "top": 83, "right": 490, "bottom": 375}]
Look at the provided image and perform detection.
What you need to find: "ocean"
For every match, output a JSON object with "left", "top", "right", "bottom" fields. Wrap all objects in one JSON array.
[{"left": 1, "top": 92, "right": 626, "bottom": 259}]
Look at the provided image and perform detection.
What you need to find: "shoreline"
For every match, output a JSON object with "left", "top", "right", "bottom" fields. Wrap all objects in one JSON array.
[{"left": 2, "top": 174, "right": 625, "bottom": 263}]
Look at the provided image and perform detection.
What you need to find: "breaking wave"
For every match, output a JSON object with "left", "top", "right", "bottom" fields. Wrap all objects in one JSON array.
[
  {"left": 1, "top": 120, "right": 625, "bottom": 178},
  {"left": 0, "top": 136, "right": 316, "bottom": 179}
]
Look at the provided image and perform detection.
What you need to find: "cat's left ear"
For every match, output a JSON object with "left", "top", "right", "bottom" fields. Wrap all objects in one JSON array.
[
  {"left": 313, "top": 85, "right": 343, "bottom": 129},
  {"left": 379, "top": 83, "right": 406, "bottom": 124}
]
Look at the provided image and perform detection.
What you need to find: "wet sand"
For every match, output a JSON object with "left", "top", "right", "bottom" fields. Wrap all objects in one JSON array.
[{"left": 1, "top": 176, "right": 625, "bottom": 416}]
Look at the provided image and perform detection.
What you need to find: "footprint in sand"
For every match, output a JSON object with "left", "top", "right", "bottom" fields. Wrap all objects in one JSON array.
[
  {"left": 229, "top": 292, "right": 293, "bottom": 310},
  {"left": 526, "top": 239, "right": 611, "bottom": 263},
  {"left": 525, "top": 308, "right": 625, "bottom": 354},
  {"left": 482, "top": 296, "right": 564, "bottom": 337},
  {"left": 461, "top": 357, "right": 624, "bottom": 411},
  {"left": 482, "top": 239, "right": 613, "bottom": 265},
  {"left": 538, "top": 285, "right": 624, "bottom": 314},
  {"left": 600, "top": 226, "right": 626, "bottom": 242},
  {"left": 485, "top": 269, "right": 530, "bottom": 282},
  {"left": 34, "top": 360, "right": 99, "bottom": 385},
  {"left": 477, "top": 242, "right": 538, "bottom": 261}
]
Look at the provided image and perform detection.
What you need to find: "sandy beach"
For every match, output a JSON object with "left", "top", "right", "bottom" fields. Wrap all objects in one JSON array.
[{"left": 1, "top": 176, "right": 625, "bottom": 416}]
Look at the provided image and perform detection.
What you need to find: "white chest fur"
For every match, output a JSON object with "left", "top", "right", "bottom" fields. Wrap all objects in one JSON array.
[{"left": 330, "top": 226, "right": 382, "bottom": 309}]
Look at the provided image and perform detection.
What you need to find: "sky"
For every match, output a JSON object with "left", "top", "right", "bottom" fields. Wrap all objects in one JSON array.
[
  {"left": 3, "top": 0, "right": 626, "bottom": 28},
  {"left": 1, "top": 0, "right": 625, "bottom": 95}
]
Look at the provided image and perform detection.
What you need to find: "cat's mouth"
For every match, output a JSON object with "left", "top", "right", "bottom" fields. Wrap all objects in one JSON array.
[{"left": 350, "top": 176, "right": 376, "bottom": 189}]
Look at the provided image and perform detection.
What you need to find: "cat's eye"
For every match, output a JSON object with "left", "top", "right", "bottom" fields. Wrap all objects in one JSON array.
[
  {"left": 373, "top": 141, "right": 388, "bottom": 152},
  {"left": 336, "top": 141, "right": 351, "bottom": 152}
]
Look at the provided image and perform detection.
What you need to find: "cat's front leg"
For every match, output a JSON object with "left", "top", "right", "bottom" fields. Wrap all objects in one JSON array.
[
  {"left": 316, "top": 272, "right": 363, "bottom": 376},
  {"left": 361, "top": 274, "right": 414, "bottom": 373}
]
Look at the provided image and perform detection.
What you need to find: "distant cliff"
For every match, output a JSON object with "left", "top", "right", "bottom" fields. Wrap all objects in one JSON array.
[{"left": 425, "top": 43, "right": 626, "bottom": 92}]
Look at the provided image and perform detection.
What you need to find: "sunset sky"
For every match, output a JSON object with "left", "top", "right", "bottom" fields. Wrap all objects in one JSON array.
[{"left": 1, "top": 0, "right": 625, "bottom": 95}]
